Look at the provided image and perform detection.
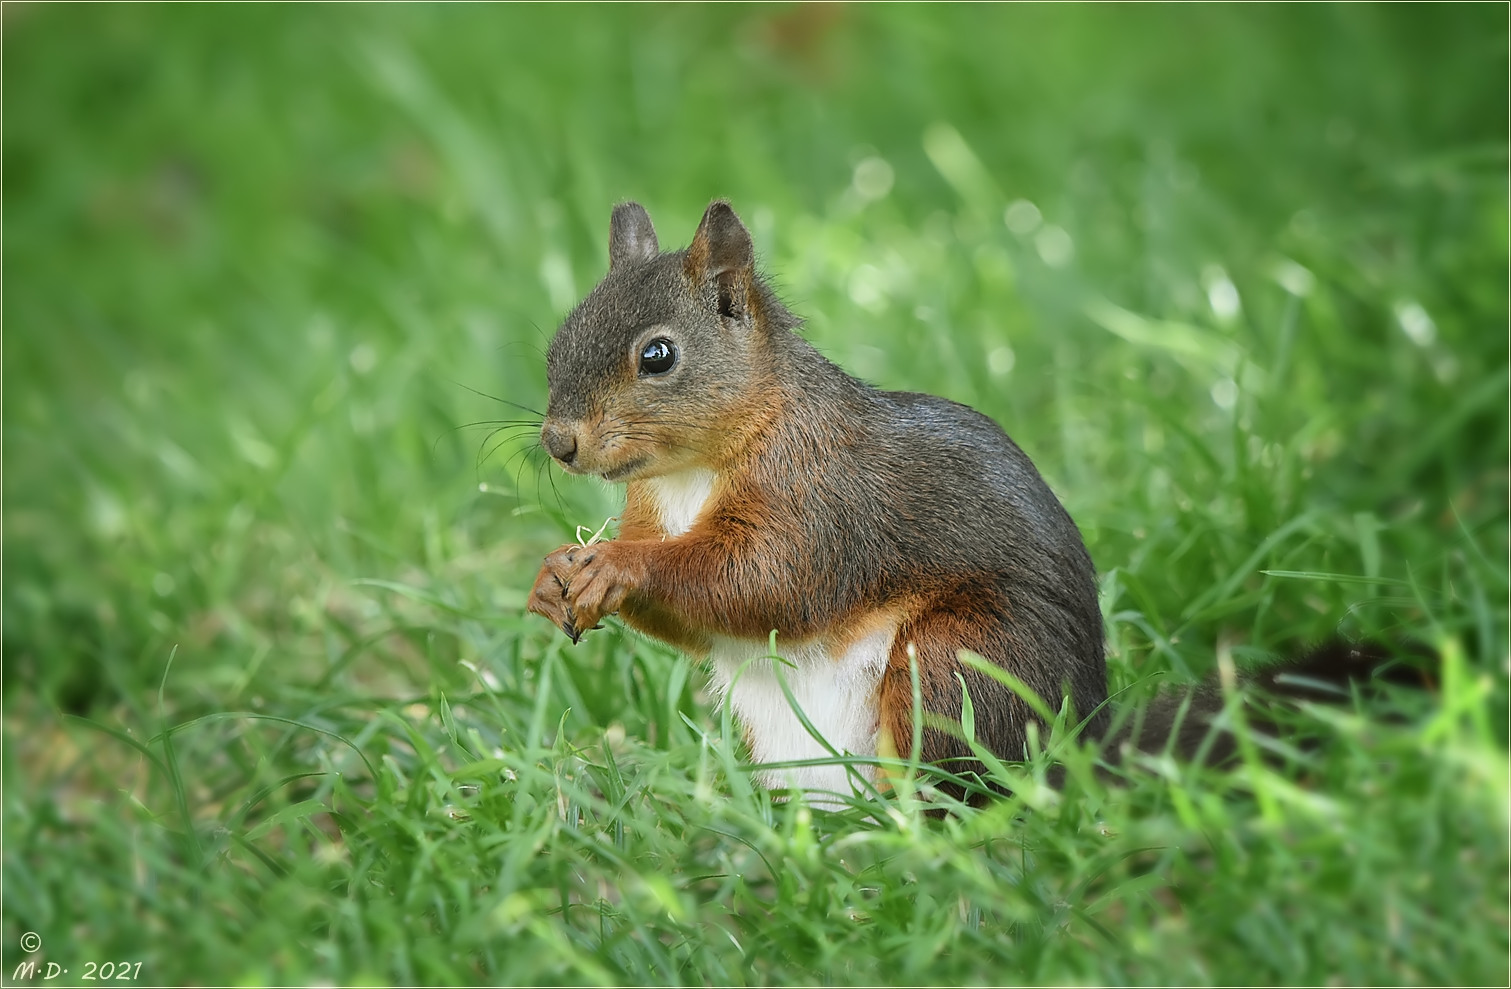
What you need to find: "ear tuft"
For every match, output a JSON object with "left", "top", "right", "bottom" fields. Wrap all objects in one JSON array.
[
  {"left": 686, "top": 200, "right": 755, "bottom": 321},
  {"left": 609, "top": 202, "right": 659, "bottom": 268},
  {"left": 687, "top": 200, "right": 753, "bottom": 277}
]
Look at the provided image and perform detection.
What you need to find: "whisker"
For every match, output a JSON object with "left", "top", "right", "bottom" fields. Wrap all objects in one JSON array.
[
  {"left": 513, "top": 448, "right": 536, "bottom": 512},
  {"left": 532, "top": 455, "right": 554, "bottom": 519},
  {"left": 447, "top": 378, "right": 546, "bottom": 418},
  {"left": 604, "top": 431, "right": 702, "bottom": 455},
  {"left": 612, "top": 415, "right": 719, "bottom": 432},
  {"left": 498, "top": 442, "right": 543, "bottom": 476},
  {"left": 491, "top": 339, "right": 548, "bottom": 362},
  {"left": 439, "top": 420, "right": 542, "bottom": 456},
  {"left": 477, "top": 431, "right": 520, "bottom": 472},
  {"left": 544, "top": 454, "right": 566, "bottom": 518}
]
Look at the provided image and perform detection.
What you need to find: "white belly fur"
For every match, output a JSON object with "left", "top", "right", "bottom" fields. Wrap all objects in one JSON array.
[
  {"left": 706, "top": 625, "right": 897, "bottom": 801},
  {"left": 644, "top": 466, "right": 892, "bottom": 801}
]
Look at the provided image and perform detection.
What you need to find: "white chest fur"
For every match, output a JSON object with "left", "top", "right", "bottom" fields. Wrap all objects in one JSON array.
[
  {"left": 706, "top": 623, "right": 898, "bottom": 801},
  {"left": 643, "top": 467, "right": 717, "bottom": 537}
]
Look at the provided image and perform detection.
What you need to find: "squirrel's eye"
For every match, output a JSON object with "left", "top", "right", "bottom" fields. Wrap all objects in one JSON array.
[{"left": 638, "top": 338, "right": 677, "bottom": 376}]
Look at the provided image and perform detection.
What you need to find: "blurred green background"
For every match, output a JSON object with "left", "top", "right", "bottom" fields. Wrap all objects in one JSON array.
[{"left": 4, "top": 4, "right": 1507, "bottom": 985}]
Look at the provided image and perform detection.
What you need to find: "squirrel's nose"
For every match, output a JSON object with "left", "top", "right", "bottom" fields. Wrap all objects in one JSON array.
[{"left": 540, "top": 420, "right": 579, "bottom": 466}]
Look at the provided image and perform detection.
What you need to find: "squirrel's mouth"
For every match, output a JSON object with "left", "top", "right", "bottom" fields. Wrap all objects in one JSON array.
[{"left": 601, "top": 457, "right": 649, "bottom": 483}]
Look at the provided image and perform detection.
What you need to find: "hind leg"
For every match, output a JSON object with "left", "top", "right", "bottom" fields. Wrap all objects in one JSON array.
[{"left": 876, "top": 593, "right": 1043, "bottom": 800}]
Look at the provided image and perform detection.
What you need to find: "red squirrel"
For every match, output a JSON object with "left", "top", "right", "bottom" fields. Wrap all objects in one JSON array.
[{"left": 526, "top": 200, "right": 1107, "bottom": 799}]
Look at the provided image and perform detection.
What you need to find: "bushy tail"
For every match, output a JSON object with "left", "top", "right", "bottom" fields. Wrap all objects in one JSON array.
[{"left": 1103, "top": 637, "right": 1437, "bottom": 766}]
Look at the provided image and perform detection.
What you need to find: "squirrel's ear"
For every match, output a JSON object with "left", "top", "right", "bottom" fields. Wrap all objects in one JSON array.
[
  {"left": 686, "top": 200, "right": 754, "bottom": 322},
  {"left": 609, "top": 202, "right": 659, "bottom": 268}
]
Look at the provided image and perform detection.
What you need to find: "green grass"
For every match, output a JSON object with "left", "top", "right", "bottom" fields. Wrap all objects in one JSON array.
[{"left": 4, "top": 4, "right": 1507, "bottom": 985}]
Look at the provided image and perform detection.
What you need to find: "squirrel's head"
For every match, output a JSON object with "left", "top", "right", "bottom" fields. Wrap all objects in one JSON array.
[{"left": 540, "top": 200, "right": 794, "bottom": 482}]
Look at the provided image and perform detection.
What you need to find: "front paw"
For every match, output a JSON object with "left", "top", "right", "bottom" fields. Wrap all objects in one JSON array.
[
  {"left": 526, "top": 542, "right": 640, "bottom": 643},
  {"left": 527, "top": 550, "right": 577, "bottom": 640},
  {"left": 563, "top": 543, "right": 640, "bottom": 638}
]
